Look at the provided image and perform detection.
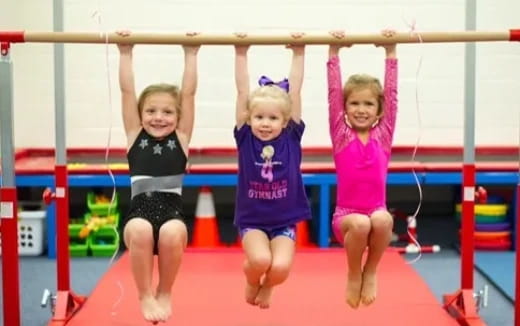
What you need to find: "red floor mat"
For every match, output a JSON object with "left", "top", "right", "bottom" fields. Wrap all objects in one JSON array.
[{"left": 66, "top": 249, "right": 458, "bottom": 326}]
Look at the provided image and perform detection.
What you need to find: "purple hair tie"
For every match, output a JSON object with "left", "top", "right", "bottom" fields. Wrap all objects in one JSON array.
[{"left": 258, "top": 75, "right": 290, "bottom": 93}]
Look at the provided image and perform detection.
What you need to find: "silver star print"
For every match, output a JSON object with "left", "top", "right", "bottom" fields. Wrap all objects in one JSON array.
[
  {"left": 167, "top": 139, "right": 176, "bottom": 150},
  {"left": 139, "top": 139, "right": 148, "bottom": 149},
  {"left": 153, "top": 144, "right": 163, "bottom": 155}
]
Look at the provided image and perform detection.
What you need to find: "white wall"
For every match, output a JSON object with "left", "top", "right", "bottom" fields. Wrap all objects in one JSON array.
[{"left": 1, "top": 0, "right": 519, "bottom": 148}]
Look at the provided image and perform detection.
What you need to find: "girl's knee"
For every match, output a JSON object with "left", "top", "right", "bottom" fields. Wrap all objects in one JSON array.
[
  {"left": 158, "top": 221, "right": 187, "bottom": 249},
  {"left": 246, "top": 253, "right": 272, "bottom": 272},
  {"left": 370, "top": 211, "right": 393, "bottom": 231},
  {"left": 348, "top": 217, "right": 371, "bottom": 236},
  {"left": 124, "top": 219, "right": 153, "bottom": 246},
  {"left": 269, "top": 260, "right": 291, "bottom": 281}
]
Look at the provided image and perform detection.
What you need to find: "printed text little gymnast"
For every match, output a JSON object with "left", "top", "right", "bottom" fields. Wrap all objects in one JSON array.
[{"left": 248, "top": 180, "right": 288, "bottom": 199}]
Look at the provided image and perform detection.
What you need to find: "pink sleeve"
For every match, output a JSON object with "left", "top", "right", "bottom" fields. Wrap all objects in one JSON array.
[
  {"left": 373, "top": 58, "right": 398, "bottom": 153},
  {"left": 327, "top": 56, "right": 353, "bottom": 153}
]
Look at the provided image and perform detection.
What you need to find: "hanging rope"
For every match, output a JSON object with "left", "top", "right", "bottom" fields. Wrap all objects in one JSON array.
[
  {"left": 401, "top": 16, "right": 424, "bottom": 264},
  {"left": 91, "top": 4, "right": 124, "bottom": 318}
]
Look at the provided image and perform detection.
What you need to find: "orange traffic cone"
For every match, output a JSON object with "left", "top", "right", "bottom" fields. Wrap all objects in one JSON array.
[
  {"left": 295, "top": 221, "right": 315, "bottom": 248},
  {"left": 192, "top": 186, "right": 221, "bottom": 248}
]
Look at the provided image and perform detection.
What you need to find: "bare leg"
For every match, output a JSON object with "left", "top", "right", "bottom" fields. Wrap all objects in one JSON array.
[
  {"left": 361, "top": 210, "right": 393, "bottom": 306},
  {"left": 124, "top": 218, "right": 162, "bottom": 323},
  {"left": 156, "top": 220, "right": 188, "bottom": 321},
  {"left": 242, "top": 230, "right": 271, "bottom": 305},
  {"left": 339, "top": 214, "right": 371, "bottom": 308},
  {"left": 255, "top": 235, "right": 295, "bottom": 309}
]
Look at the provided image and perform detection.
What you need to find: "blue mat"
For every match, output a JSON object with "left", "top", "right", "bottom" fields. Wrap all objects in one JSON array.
[{"left": 475, "top": 251, "right": 515, "bottom": 301}]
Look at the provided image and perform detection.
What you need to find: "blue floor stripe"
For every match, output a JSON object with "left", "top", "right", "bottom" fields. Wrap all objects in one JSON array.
[{"left": 475, "top": 251, "right": 516, "bottom": 301}]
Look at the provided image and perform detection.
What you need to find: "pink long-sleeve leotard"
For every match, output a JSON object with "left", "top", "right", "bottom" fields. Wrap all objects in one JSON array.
[{"left": 327, "top": 56, "right": 398, "bottom": 223}]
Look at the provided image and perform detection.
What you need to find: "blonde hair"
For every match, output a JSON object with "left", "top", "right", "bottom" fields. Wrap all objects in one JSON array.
[
  {"left": 343, "top": 74, "right": 384, "bottom": 115},
  {"left": 247, "top": 85, "right": 292, "bottom": 121},
  {"left": 137, "top": 83, "right": 181, "bottom": 117}
]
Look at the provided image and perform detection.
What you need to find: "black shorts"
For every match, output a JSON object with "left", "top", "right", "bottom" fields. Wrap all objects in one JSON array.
[{"left": 123, "top": 191, "right": 185, "bottom": 254}]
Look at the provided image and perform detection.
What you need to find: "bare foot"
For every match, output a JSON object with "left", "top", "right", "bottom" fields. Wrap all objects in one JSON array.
[
  {"left": 245, "top": 283, "right": 260, "bottom": 305},
  {"left": 139, "top": 295, "right": 162, "bottom": 323},
  {"left": 346, "top": 273, "right": 362, "bottom": 308},
  {"left": 156, "top": 291, "right": 172, "bottom": 321},
  {"left": 360, "top": 271, "right": 377, "bottom": 305},
  {"left": 254, "top": 286, "right": 273, "bottom": 309}
]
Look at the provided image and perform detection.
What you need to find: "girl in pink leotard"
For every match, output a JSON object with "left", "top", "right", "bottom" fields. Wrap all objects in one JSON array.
[{"left": 327, "top": 30, "right": 398, "bottom": 309}]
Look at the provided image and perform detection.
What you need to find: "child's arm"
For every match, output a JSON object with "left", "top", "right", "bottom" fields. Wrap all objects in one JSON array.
[
  {"left": 327, "top": 31, "right": 351, "bottom": 151},
  {"left": 375, "top": 30, "right": 398, "bottom": 152},
  {"left": 235, "top": 35, "right": 250, "bottom": 129},
  {"left": 177, "top": 33, "right": 200, "bottom": 145},
  {"left": 117, "top": 31, "right": 141, "bottom": 145},
  {"left": 287, "top": 33, "right": 305, "bottom": 123}
]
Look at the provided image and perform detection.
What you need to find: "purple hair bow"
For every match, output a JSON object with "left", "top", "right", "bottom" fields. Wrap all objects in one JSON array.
[{"left": 258, "top": 75, "right": 290, "bottom": 92}]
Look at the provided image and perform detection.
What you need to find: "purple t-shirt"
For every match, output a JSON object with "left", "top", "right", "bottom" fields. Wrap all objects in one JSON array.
[{"left": 234, "top": 120, "right": 311, "bottom": 229}]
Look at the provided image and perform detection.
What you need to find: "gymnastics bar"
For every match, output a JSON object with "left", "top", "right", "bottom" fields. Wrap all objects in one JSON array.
[
  {"left": 1, "top": 27, "right": 519, "bottom": 326},
  {"left": 1, "top": 30, "right": 520, "bottom": 45}
]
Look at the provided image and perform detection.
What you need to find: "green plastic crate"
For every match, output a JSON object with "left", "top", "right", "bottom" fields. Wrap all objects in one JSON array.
[
  {"left": 87, "top": 192, "right": 119, "bottom": 216},
  {"left": 84, "top": 212, "right": 120, "bottom": 229},
  {"left": 69, "top": 224, "right": 89, "bottom": 257},
  {"left": 88, "top": 226, "right": 119, "bottom": 257}
]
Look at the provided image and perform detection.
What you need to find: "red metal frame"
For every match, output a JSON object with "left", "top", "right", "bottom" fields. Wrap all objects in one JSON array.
[
  {"left": 45, "top": 165, "right": 86, "bottom": 325},
  {"left": 510, "top": 29, "right": 520, "bottom": 42},
  {"left": 0, "top": 31, "right": 25, "bottom": 42},
  {"left": 56, "top": 165, "right": 70, "bottom": 290},
  {"left": 461, "top": 164, "right": 476, "bottom": 289},
  {"left": 443, "top": 164, "right": 486, "bottom": 325},
  {"left": 1, "top": 42, "right": 10, "bottom": 56},
  {"left": 0, "top": 39, "right": 21, "bottom": 326},
  {"left": 0, "top": 33, "right": 23, "bottom": 56},
  {"left": 1, "top": 187, "right": 21, "bottom": 326},
  {"left": 443, "top": 290, "right": 486, "bottom": 326}
]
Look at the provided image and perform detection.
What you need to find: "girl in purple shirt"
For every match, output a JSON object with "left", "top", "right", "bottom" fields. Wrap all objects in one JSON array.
[
  {"left": 327, "top": 30, "right": 398, "bottom": 309},
  {"left": 234, "top": 33, "right": 311, "bottom": 309}
]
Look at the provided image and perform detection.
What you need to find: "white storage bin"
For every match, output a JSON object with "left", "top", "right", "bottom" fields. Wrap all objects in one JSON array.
[{"left": 0, "top": 203, "right": 46, "bottom": 256}]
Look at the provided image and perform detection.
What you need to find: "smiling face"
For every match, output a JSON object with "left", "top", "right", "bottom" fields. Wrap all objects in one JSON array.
[
  {"left": 345, "top": 88, "right": 381, "bottom": 132},
  {"left": 249, "top": 100, "right": 288, "bottom": 141},
  {"left": 343, "top": 74, "right": 384, "bottom": 133},
  {"left": 140, "top": 92, "right": 179, "bottom": 139},
  {"left": 247, "top": 86, "right": 291, "bottom": 141}
]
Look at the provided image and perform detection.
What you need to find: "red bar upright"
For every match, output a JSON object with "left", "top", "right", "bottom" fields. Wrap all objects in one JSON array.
[
  {"left": 0, "top": 187, "right": 21, "bottom": 326},
  {"left": 55, "top": 164, "right": 70, "bottom": 290},
  {"left": 461, "top": 164, "right": 475, "bottom": 289},
  {"left": 47, "top": 165, "right": 86, "bottom": 325}
]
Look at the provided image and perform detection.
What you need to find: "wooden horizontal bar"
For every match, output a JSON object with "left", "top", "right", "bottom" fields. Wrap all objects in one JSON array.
[{"left": 4, "top": 30, "right": 515, "bottom": 45}]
